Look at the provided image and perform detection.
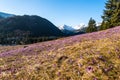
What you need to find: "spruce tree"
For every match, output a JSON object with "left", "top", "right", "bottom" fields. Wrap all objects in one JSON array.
[
  {"left": 110, "top": 1, "right": 120, "bottom": 26},
  {"left": 86, "top": 18, "right": 97, "bottom": 33},
  {"left": 100, "top": 0, "right": 120, "bottom": 30}
]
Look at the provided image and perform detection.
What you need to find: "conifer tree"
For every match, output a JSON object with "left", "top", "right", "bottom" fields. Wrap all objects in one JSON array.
[
  {"left": 86, "top": 18, "right": 97, "bottom": 33},
  {"left": 110, "top": 1, "right": 120, "bottom": 26},
  {"left": 100, "top": 0, "right": 120, "bottom": 30}
]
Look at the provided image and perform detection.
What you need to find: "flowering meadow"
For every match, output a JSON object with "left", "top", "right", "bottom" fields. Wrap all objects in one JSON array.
[{"left": 0, "top": 26, "right": 120, "bottom": 80}]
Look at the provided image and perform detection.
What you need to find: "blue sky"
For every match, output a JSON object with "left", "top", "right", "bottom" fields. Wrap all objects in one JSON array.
[{"left": 0, "top": 0, "right": 106, "bottom": 26}]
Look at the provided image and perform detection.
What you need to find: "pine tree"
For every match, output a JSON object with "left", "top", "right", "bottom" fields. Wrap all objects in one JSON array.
[
  {"left": 100, "top": 0, "right": 120, "bottom": 30},
  {"left": 110, "top": 1, "right": 120, "bottom": 26},
  {"left": 100, "top": 21, "right": 110, "bottom": 30},
  {"left": 86, "top": 18, "right": 97, "bottom": 33}
]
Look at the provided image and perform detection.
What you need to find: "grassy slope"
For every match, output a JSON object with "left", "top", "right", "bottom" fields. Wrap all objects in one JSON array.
[{"left": 0, "top": 26, "right": 120, "bottom": 80}]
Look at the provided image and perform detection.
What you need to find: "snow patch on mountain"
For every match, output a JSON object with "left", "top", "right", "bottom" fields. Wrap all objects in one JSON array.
[
  {"left": 58, "top": 23, "right": 86, "bottom": 31},
  {"left": 74, "top": 23, "right": 86, "bottom": 30},
  {"left": 0, "top": 12, "right": 14, "bottom": 18},
  {"left": 59, "top": 25, "right": 75, "bottom": 31}
]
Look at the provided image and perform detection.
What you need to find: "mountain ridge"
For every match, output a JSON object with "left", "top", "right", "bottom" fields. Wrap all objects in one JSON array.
[
  {"left": 0, "top": 12, "right": 14, "bottom": 18},
  {"left": 0, "top": 15, "right": 64, "bottom": 44}
]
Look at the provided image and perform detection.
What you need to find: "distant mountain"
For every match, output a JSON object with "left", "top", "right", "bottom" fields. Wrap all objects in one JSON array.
[
  {"left": 74, "top": 23, "right": 86, "bottom": 30},
  {"left": 0, "top": 15, "right": 64, "bottom": 44},
  {"left": 0, "top": 12, "right": 14, "bottom": 19},
  {"left": 58, "top": 24, "right": 86, "bottom": 35},
  {"left": 59, "top": 25, "right": 75, "bottom": 31},
  {"left": 58, "top": 25, "right": 75, "bottom": 35}
]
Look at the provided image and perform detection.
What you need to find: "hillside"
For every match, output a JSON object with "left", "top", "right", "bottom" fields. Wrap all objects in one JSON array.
[
  {"left": 0, "top": 26, "right": 120, "bottom": 80},
  {"left": 0, "top": 15, "right": 64, "bottom": 44}
]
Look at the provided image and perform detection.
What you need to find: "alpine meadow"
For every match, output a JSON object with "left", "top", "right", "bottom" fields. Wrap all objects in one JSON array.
[{"left": 0, "top": 0, "right": 120, "bottom": 80}]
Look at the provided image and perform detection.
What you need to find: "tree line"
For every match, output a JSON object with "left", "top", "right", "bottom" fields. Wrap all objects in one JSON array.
[{"left": 0, "top": 36, "right": 59, "bottom": 45}]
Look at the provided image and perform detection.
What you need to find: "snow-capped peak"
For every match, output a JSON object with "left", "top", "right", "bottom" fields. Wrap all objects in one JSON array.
[
  {"left": 58, "top": 23, "right": 86, "bottom": 31},
  {"left": 74, "top": 23, "right": 86, "bottom": 30},
  {"left": 59, "top": 25, "right": 75, "bottom": 31}
]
